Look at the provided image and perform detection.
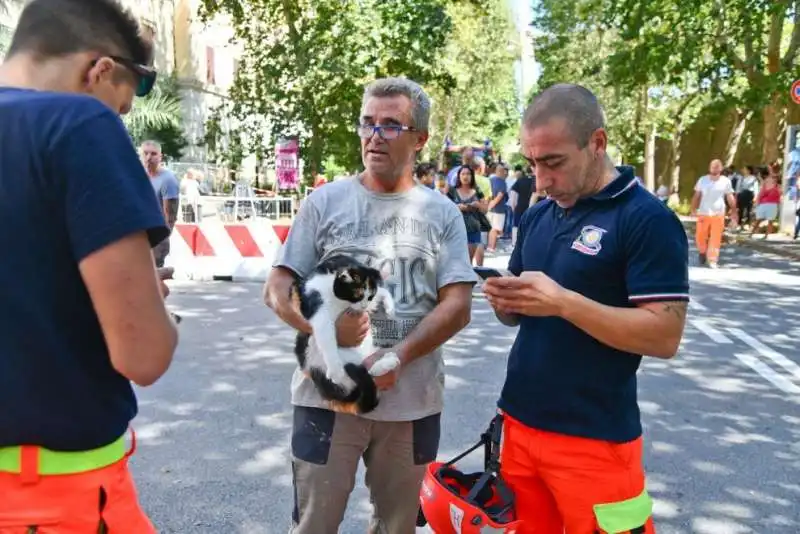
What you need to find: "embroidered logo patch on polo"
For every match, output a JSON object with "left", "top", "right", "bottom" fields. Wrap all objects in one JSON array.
[{"left": 571, "top": 225, "right": 607, "bottom": 256}]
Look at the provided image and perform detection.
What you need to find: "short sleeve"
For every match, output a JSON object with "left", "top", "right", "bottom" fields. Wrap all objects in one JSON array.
[
  {"left": 490, "top": 177, "right": 506, "bottom": 197},
  {"left": 163, "top": 172, "right": 180, "bottom": 200},
  {"left": 724, "top": 179, "right": 734, "bottom": 195},
  {"left": 624, "top": 205, "right": 689, "bottom": 304},
  {"left": 272, "top": 197, "right": 322, "bottom": 277},
  {"left": 508, "top": 210, "right": 529, "bottom": 276},
  {"left": 436, "top": 211, "right": 478, "bottom": 289},
  {"left": 693, "top": 177, "right": 704, "bottom": 192},
  {"left": 57, "top": 111, "right": 169, "bottom": 261}
]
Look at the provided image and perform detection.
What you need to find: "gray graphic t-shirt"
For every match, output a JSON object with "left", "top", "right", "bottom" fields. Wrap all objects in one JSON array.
[{"left": 274, "top": 176, "right": 477, "bottom": 421}]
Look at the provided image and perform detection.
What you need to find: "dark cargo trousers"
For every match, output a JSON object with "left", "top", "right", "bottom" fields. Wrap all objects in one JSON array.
[{"left": 290, "top": 406, "right": 441, "bottom": 534}]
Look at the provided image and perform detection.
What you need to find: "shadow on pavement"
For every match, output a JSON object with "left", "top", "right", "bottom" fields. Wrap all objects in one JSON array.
[{"left": 131, "top": 273, "right": 799, "bottom": 533}]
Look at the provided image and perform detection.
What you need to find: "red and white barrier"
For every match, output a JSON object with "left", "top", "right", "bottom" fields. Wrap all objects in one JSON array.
[{"left": 165, "top": 221, "right": 292, "bottom": 282}]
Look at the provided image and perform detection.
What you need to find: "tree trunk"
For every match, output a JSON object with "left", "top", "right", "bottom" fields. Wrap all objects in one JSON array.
[
  {"left": 761, "top": 7, "right": 786, "bottom": 164},
  {"left": 671, "top": 129, "right": 683, "bottom": 196},
  {"left": 644, "top": 122, "right": 656, "bottom": 192},
  {"left": 724, "top": 109, "right": 749, "bottom": 167},
  {"left": 438, "top": 96, "right": 457, "bottom": 169},
  {"left": 658, "top": 140, "right": 673, "bottom": 186},
  {"left": 761, "top": 92, "right": 784, "bottom": 164}
]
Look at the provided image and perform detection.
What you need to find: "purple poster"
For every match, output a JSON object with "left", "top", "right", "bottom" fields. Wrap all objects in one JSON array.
[{"left": 276, "top": 138, "right": 299, "bottom": 190}]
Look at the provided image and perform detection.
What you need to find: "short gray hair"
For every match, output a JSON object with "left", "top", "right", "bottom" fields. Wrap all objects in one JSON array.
[
  {"left": 140, "top": 139, "right": 162, "bottom": 152},
  {"left": 362, "top": 77, "right": 431, "bottom": 132},
  {"left": 523, "top": 84, "right": 606, "bottom": 148}
]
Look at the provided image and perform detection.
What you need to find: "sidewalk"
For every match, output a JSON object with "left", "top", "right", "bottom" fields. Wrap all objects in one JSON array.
[{"left": 678, "top": 215, "right": 800, "bottom": 261}]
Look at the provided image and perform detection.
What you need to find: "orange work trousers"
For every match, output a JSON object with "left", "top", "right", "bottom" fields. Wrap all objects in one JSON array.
[
  {"left": 500, "top": 414, "right": 655, "bottom": 534},
  {"left": 0, "top": 439, "right": 155, "bottom": 533},
  {"left": 695, "top": 215, "right": 725, "bottom": 263}
]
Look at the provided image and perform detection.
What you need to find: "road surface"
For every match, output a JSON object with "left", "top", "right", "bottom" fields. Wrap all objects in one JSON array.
[{"left": 132, "top": 243, "right": 800, "bottom": 533}]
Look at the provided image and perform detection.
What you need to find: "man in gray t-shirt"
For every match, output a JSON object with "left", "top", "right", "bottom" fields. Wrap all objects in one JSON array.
[
  {"left": 141, "top": 140, "right": 179, "bottom": 267},
  {"left": 266, "top": 78, "right": 476, "bottom": 534}
]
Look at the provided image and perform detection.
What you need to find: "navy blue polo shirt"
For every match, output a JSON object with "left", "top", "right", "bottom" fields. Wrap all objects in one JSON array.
[
  {"left": 0, "top": 89, "right": 168, "bottom": 451},
  {"left": 499, "top": 167, "right": 689, "bottom": 443}
]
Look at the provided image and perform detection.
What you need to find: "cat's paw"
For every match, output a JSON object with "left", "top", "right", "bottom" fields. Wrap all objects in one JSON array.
[
  {"left": 368, "top": 353, "right": 401, "bottom": 377},
  {"left": 326, "top": 365, "right": 348, "bottom": 385},
  {"left": 381, "top": 297, "right": 395, "bottom": 317}
]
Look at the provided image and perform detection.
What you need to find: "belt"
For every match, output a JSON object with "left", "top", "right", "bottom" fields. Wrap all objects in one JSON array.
[{"left": 0, "top": 434, "right": 129, "bottom": 477}]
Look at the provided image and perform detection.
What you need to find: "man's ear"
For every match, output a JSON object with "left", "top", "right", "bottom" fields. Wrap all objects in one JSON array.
[
  {"left": 415, "top": 131, "right": 430, "bottom": 153},
  {"left": 591, "top": 128, "right": 608, "bottom": 158},
  {"left": 85, "top": 56, "right": 115, "bottom": 89}
]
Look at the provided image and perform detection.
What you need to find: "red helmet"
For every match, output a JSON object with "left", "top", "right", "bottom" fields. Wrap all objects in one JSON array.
[{"left": 418, "top": 415, "right": 524, "bottom": 533}]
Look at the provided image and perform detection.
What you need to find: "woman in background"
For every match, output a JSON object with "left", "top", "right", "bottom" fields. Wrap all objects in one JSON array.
[
  {"left": 751, "top": 167, "right": 781, "bottom": 239},
  {"left": 449, "top": 165, "right": 488, "bottom": 265}
]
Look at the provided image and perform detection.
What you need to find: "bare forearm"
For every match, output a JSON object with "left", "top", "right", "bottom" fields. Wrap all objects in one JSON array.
[
  {"left": 396, "top": 288, "right": 472, "bottom": 366},
  {"left": 690, "top": 194, "right": 700, "bottom": 213},
  {"left": 264, "top": 268, "right": 312, "bottom": 334},
  {"left": 559, "top": 291, "right": 684, "bottom": 358},
  {"left": 164, "top": 199, "right": 179, "bottom": 228}
]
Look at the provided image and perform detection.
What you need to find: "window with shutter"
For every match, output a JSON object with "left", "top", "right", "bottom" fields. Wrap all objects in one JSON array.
[{"left": 206, "top": 46, "right": 216, "bottom": 85}]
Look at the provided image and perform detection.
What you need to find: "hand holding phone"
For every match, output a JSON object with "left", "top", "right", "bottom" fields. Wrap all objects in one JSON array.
[
  {"left": 474, "top": 267, "right": 512, "bottom": 280},
  {"left": 157, "top": 267, "right": 175, "bottom": 281}
]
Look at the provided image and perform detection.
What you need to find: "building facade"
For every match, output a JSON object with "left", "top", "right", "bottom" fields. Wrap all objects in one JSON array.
[
  {"left": 0, "top": 0, "right": 240, "bottom": 164},
  {"left": 173, "top": 0, "right": 241, "bottom": 162}
]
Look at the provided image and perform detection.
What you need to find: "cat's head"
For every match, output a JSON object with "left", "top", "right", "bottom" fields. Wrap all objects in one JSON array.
[{"left": 331, "top": 264, "right": 384, "bottom": 310}]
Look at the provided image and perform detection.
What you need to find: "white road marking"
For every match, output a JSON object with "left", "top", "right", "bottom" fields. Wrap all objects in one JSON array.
[
  {"left": 733, "top": 353, "right": 800, "bottom": 396},
  {"left": 689, "top": 297, "right": 708, "bottom": 312},
  {"left": 690, "top": 319, "right": 733, "bottom": 344},
  {"left": 727, "top": 328, "right": 800, "bottom": 382}
]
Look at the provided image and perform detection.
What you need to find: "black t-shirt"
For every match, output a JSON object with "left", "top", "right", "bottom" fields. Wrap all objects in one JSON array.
[
  {"left": 511, "top": 176, "right": 534, "bottom": 216},
  {"left": 0, "top": 89, "right": 169, "bottom": 451}
]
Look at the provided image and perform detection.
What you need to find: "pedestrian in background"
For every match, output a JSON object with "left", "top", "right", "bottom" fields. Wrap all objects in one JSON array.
[
  {"left": 141, "top": 140, "right": 180, "bottom": 267},
  {"left": 691, "top": 159, "right": 738, "bottom": 268}
]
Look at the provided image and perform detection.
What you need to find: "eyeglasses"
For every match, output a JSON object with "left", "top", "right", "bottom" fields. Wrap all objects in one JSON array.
[
  {"left": 93, "top": 55, "right": 158, "bottom": 97},
  {"left": 356, "top": 124, "right": 417, "bottom": 141}
]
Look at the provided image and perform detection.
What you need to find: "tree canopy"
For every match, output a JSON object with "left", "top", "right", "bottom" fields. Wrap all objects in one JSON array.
[
  {"left": 533, "top": 0, "right": 799, "bottom": 189},
  {"left": 199, "top": 0, "right": 522, "bottom": 180}
]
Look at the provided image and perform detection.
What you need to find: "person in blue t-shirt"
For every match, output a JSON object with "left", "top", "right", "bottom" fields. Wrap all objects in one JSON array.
[
  {"left": 0, "top": 0, "right": 178, "bottom": 531},
  {"left": 141, "top": 140, "right": 180, "bottom": 267},
  {"left": 483, "top": 84, "right": 689, "bottom": 534},
  {"left": 487, "top": 163, "right": 508, "bottom": 251}
]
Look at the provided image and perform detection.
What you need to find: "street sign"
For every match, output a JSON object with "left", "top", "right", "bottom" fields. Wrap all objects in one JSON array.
[{"left": 792, "top": 80, "right": 800, "bottom": 104}]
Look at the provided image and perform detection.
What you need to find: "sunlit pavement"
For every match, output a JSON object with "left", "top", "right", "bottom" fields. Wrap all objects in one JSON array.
[{"left": 132, "top": 243, "right": 800, "bottom": 533}]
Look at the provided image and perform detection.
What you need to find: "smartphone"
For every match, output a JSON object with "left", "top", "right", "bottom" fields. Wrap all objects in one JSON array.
[
  {"left": 474, "top": 267, "right": 511, "bottom": 280},
  {"left": 157, "top": 267, "right": 175, "bottom": 280}
]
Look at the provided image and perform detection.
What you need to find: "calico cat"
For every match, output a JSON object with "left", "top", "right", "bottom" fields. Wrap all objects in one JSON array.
[{"left": 291, "top": 255, "right": 400, "bottom": 414}]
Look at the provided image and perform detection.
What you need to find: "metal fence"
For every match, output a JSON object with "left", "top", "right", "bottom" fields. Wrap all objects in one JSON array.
[
  {"left": 178, "top": 195, "right": 295, "bottom": 224},
  {"left": 169, "top": 162, "right": 307, "bottom": 224},
  {"left": 169, "top": 163, "right": 235, "bottom": 195}
]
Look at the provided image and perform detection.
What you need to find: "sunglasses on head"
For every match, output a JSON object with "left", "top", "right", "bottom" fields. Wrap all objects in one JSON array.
[{"left": 92, "top": 55, "right": 157, "bottom": 97}]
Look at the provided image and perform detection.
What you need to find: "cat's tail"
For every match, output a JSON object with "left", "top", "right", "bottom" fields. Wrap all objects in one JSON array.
[
  {"left": 309, "top": 365, "right": 379, "bottom": 414},
  {"left": 343, "top": 363, "right": 379, "bottom": 414}
]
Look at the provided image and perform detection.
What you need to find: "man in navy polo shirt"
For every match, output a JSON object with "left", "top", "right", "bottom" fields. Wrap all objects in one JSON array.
[
  {"left": 0, "top": 0, "right": 178, "bottom": 530},
  {"left": 484, "top": 84, "right": 689, "bottom": 534}
]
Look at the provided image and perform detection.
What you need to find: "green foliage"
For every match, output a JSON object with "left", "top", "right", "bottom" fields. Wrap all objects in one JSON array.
[
  {"left": 425, "top": 1, "right": 521, "bottom": 163},
  {"left": 124, "top": 74, "right": 188, "bottom": 160},
  {"left": 0, "top": 19, "right": 12, "bottom": 58},
  {"left": 533, "top": 3, "right": 647, "bottom": 164},
  {"left": 200, "top": 0, "right": 461, "bottom": 178},
  {"left": 535, "top": 0, "right": 800, "bottom": 166}
]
